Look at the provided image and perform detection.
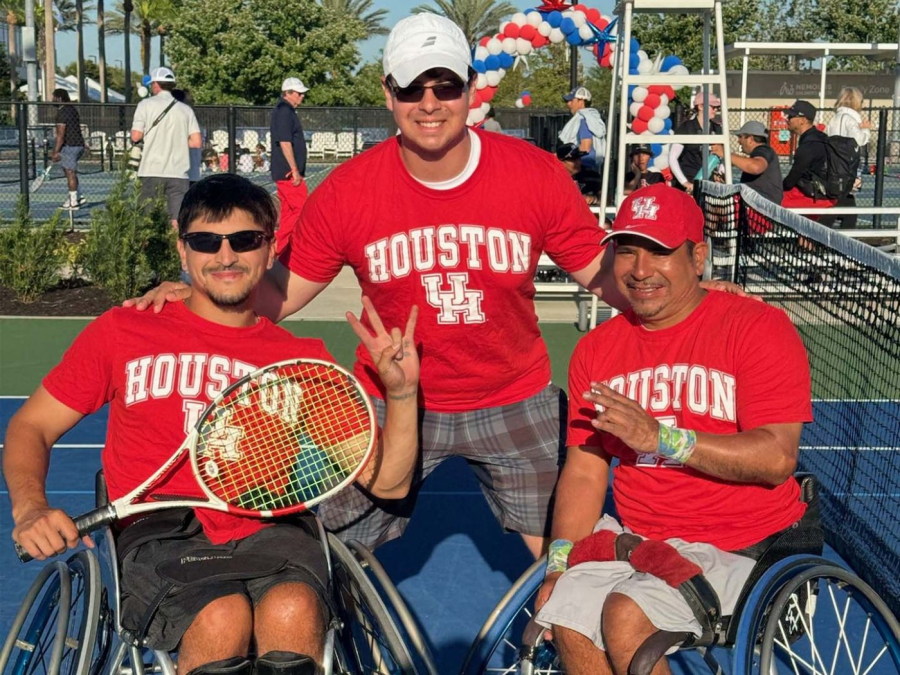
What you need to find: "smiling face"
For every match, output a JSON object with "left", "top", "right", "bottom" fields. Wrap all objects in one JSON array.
[{"left": 613, "top": 234, "right": 707, "bottom": 329}]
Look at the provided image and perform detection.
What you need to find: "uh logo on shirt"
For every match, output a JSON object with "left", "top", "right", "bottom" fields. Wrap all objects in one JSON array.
[{"left": 363, "top": 225, "right": 532, "bottom": 325}]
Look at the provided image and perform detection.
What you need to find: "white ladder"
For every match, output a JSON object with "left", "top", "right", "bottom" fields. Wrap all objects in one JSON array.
[{"left": 589, "top": 0, "right": 732, "bottom": 328}]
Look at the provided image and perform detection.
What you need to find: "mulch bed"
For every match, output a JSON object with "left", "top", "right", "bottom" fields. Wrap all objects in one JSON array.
[{"left": 0, "top": 281, "right": 116, "bottom": 316}]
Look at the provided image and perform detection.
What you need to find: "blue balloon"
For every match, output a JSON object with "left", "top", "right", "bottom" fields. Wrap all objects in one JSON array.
[
  {"left": 473, "top": 59, "right": 486, "bottom": 74},
  {"left": 663, "top": 118, "right": 673, "bottom": 132},
  {"left": 629, "top": 52, "right": 640, "bottom": 69},
  {"left": 547, "top": 10, "right": 562, "bottom": 27},
  {"left": 499, "top": 52, "right": 514, "bottom": 68},
  {"left": 630, "top": 38, "right": 640, "bottom": 53},
  {"left": 651, "top": 143, "right": 662, "bottom": 156},
  {"left": 141, "top": 74, "right": 151, "bottom": 86},
  {"left": 661, "top": 55, "right": 682, "bottom": 72},
  {"left": 560, "top": 17, "right": 577, "bottom": 34},
  {"left": 484, "top": 55, "right": 500, "bottom": 71},
  {"left": 524, "top": 7, "right": 535, "bottom": 13},
  {"left": 566, "top": 31, "right": 582, "bottom": 45},
  {"left": 629, "top": 67, "right": 640, "bottom": 75},
  {"left": 522, "top": 90, "right": 531, "bottom": 96}
]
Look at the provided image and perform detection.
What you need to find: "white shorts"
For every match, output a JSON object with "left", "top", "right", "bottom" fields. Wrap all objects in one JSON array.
[{"left": 535, "top": 515, "right": 756, "bottom": 652}]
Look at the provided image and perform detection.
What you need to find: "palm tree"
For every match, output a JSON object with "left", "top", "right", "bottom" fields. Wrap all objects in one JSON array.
[
  {"left": 5, "top": 0, "right": 21, "bottom": 101},
  {"left": 105, "top": 0, "right": 174, "bottom": 74},
  {"left": 410, "top": 0, "right": 517, "bottom": 44},
  {"left": 320, "top": 0, "right": 389, "bottom": 38}
]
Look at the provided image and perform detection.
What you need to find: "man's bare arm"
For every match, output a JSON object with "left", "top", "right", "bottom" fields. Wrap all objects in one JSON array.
[
  {"left": 188, "top": 132, "right": 202, "bottom": 149},
  {"left": 255, "top": 260, "right": 331, "bottom": 322},
  {"left": 550, "top": 445, "right": 610, "bottom": 543},
  {"left": 131, "top": 130, "right": 143, "bottom": 143}
]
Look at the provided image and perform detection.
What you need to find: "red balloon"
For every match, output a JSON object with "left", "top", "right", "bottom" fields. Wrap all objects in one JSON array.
[
  {"left": 665, "top": 85, "right": 676, "bottom": 100},
  {"left": 644, "top": 93, "right": 661, "bottom": 108},
  {"left": 647, "top": 85, "right": 664, "bottom": 95},
  {"left": 602, "top": 43, "right": 611, "bottom": 57},
  {"left": 574, "top": 4, "right": 588, "bottom": 12},
  {"left": 522, "top": 95, "right": 532, "bottom": 106},
  {"left": 519, "top": 24, "right": 536, "bottom": 40},
  {"left": 600, "top": 54, "right": 611, "bottom": 68},
  {"left": 504, "top": 23, "right": 520, "bottom": 38},
  {"left": 594, "top": 17, "right": 609, "bottom": 30},
  {"left": 482, "top": 86, "right": 497, "bottom": 102},
  {"left": 479, "top": 36, "right": 491, "bottom": 46},
  {"left": 472, "top": 90, "right": 484, "bottom": 106},
  {"left": 632, "top": 118, "right": 649, "bottom": 134},
  {"left": 532, "top": 34, "right": 548, "bottom": 48},
  {"left": 586, "top": 8, "right": 601, "bottom": 23},
  {"left": 637, "top": 105, "right": 655, "bottom": 122}
]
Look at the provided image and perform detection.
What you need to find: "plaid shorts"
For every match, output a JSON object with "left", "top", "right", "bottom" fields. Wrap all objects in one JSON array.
[{"left": 317, "top": 384, "right": 566, "bottom": 549}]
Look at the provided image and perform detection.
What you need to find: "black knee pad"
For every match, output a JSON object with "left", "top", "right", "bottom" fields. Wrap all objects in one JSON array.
[
  {"left": 186, "top": 656, "right": 252, "bottom": 675},
  {"left": 255, "top": 651, "right": 316, "bottom": 675}
]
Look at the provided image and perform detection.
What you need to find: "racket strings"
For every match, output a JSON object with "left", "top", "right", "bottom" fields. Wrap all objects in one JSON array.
[{"left": 196, "top": 362, "right": 372, "bottom": 512}]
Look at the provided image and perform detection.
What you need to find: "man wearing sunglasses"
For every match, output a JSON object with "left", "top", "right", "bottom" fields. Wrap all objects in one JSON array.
[{"left": 670, "top": 91, "right": 722, "bottom": 194}]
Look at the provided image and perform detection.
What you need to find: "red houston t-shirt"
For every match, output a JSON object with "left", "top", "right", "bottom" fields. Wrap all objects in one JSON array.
[
  {"left": 567, "top": 292, "right": 813, "bottom": 551},
  {"left": 286, "top": 129, "right": 603, "bottom": 412},
  {"left": 42, "top": 303, "right": 333, "bottom": 544}
]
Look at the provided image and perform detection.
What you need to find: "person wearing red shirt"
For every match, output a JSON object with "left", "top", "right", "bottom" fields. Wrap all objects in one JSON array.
[
  {"left": 533, "top": 184, "right": 812, "bottom": 675},
  {"left": 3, "top": 174, "right": 420, "bottom": 675}
]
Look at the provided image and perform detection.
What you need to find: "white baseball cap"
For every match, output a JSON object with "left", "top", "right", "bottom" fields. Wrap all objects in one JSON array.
[
  {"left": 282, "top": 77, "right": 309, "bottom": 93},
  {"left": 563, "top": 86, "right": 592, "bottom": 102},
  {"left": 383, "top": 13, "right": 472, "bottom": 88},
  {"left": 149, "top": 67, "right": 175, "bottom": 83}
]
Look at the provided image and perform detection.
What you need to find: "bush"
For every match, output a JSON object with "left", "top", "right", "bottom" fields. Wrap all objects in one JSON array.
[
  {"left": 0, "top": 197, "right": 68, "bottom": 302},
  {"left": 81, "top": 171, "right": 181, "bottom": 303}
]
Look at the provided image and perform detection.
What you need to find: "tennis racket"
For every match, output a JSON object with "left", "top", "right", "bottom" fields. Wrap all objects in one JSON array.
[
  {"left": 16, "top": 358, "right": 376, "bottom": 562},
  {"left": 30, "top": 165, "right": 52, "bottom": 193}
]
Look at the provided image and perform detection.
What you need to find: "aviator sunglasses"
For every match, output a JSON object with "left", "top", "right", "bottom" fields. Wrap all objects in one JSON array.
[
  {"left": 388, "top": 78, "right": 468, "bottom": 104},
  {"left": 181, "top": 230, "right": 270, "bottom": 254}
]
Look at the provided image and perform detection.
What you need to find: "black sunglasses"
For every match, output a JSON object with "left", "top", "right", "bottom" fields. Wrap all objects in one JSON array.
[
  {"left": 181, "top": 230, "right": 270, "bottom": 254},
  {"left": 389, "top": 80, "right": 467, "bottom": 104}
]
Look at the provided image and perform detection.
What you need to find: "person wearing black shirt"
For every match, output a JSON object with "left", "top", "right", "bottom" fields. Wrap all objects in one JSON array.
[
  {"left": 556, "top": 143, "right": 602, "bottom": 205},
  {"left": 623, "top": 145, "right": 665, "bottom": 194},
  {"left": 781, "top": 100, "right": 836, "bottom": 215},
  {"left": 670, "top": 91, "right": 722, "bottom": 194},
  {"left": 52, "top": 89, "right": 87, "bottom": 210},
  {"left": 711, "top": 121, "right": 783, "bottom": 205},
  {"left": 270, "top": 77, "right": 309, "bottom": 256}
]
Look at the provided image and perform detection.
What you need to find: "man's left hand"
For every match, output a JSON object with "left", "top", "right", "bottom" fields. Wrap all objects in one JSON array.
[
  {"left": 584, "top": 383, "right": 657, "bottom": 453},
  {"left": 347, "top": 297, "right": 419, "bottom": 398},
  {"left": 699, "top": 279, "right": 762, "bottom": 300}
]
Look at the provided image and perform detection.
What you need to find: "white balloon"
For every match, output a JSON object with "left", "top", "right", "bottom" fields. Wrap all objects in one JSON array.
[
  {"left": 486, "top": 70, "right": 502, "bottom": 87},
  {"left": 647, "top": 117, "right": 665, "bottom": 133},
  {"left": 654, "top": 105, "right": 670, "bottom": 119},
  {"left": 476, "top": 73, "right": 488, "bottom": 90},
  {"left": 511, "top": 12, "right": 527, "bottom": 26},
  {"left": 578, "top": 24, "right": 593, "bottom": 41},
  {"left": 659, "top": 94, "right": 669, "bottom": 107},
  {"left": 137, "top": 85, "right": 149, "bottom": 98},
  {"left": 502, "top": 37, "right": 517, "bottom": 54},
  {"left": 637, "top": 50, "right": 649, "bottom": 63},
  {"left": 571, "top": 11, "right": 587, "bottom": 27},
  {"left": 480, "top": 101, "right": 491, "bottom": 114},
  {"left": 516, "top": 99, "right": 525, "bottom": 108},
  {"left": 549, "top": 27, "right": 565, "bottom": 43},
  {"left": 652, "top": 155, "right": 669, "bottom": 170},
  {"left": 486, "top": 38, "right": 503, "bottom": 55},
  {"left": 632, "top": 86, "right": 648, "bottom": 103},
  {"left": 608, "top": 41, "right": 616, "bottom": 51},
  {"left": 538, "top": 21, "right": 552, "bottom": 36},
  {"left": 669, "top": 65, "right": 690, "bottom": 76},
  {"left": 474, "top": 46, "right": 489, "bottom": 61},
  {"left": 641, "top": 130, "right": 656, "bottom": 136},
  {"left": 527, "top": 12, "right": 543, "bottom": 27},
  {"left": 638, "top": 59, "right": 653, "bottom": 74},
  {"left": 468, "top": 109, "right": 486, "bottom": 125},
  {"left": 499, "top": 21, "right": 509, "bottom": 34},
  {"left": 516, "top": 38, "right": 533, "bottom": 54},
  {"left": 630, "top": 101, "right": 643, "bottom": 117}
]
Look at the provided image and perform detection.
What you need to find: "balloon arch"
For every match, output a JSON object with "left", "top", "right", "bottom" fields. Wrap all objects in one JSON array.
[{"left": 467, "top": 0, "right": 691, "bottom": 172}]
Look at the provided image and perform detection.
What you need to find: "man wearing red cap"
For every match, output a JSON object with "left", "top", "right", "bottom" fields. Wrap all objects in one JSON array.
[{"left": 534, "top": 184, "right": 813, "bottom": 674}]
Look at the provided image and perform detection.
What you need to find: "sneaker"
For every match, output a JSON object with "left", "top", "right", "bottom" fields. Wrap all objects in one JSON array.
[{"left": 60, "top": 198, "right": 75, "bottom": 210}]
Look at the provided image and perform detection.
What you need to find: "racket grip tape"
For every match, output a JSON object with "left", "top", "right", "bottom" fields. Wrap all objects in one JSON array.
[{"left": 14, "top": 504, "right": 117, "bottom": 563}]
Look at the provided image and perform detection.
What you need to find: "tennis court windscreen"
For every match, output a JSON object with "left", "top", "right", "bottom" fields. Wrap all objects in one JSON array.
[{"left": 696, "top": 182, "right": 900, "bottom": 617}]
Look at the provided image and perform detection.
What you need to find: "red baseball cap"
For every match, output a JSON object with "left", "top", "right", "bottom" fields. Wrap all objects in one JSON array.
[{"left": 601, "top": 184, "right": 705, "bottom": 249}]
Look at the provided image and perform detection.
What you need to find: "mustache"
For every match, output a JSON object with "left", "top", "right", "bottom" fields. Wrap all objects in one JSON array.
[{"left": 203, "top": 264, "right": 250, "bottom": 275}]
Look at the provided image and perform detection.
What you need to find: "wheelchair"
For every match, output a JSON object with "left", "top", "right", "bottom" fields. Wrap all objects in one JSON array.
[
  {"left": 0, "top": 475, "right": 437, "bottom": 675},
  {"left": 461, "top": 475, "right": 900, "bottom": 675}
]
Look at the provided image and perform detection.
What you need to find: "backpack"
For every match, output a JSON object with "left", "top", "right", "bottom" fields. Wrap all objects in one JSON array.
[{"left": 811, "top": 135, "right": 860, "bottom": 200}]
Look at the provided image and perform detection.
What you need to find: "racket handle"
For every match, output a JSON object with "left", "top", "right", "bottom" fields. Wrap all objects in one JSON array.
[{"left": 15, "top": 504, "right": 117, "bottom": 563}]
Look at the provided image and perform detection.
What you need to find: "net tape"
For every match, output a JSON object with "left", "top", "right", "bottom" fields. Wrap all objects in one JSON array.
[{"left": 696, "top": 181, "right": 900, "bottom": 618}]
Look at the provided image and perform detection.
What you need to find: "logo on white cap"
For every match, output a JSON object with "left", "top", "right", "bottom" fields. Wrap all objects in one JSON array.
[
  {"left": 383, "top": 13, "right": 471, "bottom": 88},
  {"left": 631, "top": 197, "right": 659, "bottom": 221}
]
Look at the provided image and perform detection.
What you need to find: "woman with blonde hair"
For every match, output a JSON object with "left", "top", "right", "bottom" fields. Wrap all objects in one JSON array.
[{"left": 822, "top": 86, "right": 870, "bottom": 229}]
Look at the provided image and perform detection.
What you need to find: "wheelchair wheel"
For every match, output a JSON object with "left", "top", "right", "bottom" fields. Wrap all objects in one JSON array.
[
  {"left": 460, "top": 557, "right": 562, "bottom": 675},
  {"left": 733, "top": 556, "right": 900, "bottom": 674},
  {"left": 0, "top": 551, "right": 103, "bottom": 675},
  {"left": 327, "top": 534, "right": 418, "bottom": 675},
  {"left": 346, "top": 541, "right": 437, "bottom": 675}
]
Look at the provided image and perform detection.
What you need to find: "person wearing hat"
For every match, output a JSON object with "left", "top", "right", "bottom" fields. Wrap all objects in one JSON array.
[
  {"left": 557, "top": 143, "right": 602, "bottom": 204},
  {"left": 711, "top": 121, "right": 783, "bottom": 205},
  {"left": 270, "top": 77, "right": 310, "bottom": 255},
  {"left": 670, "top": 91, "right": 722, "bottom": 194},
  {"left": 781, "top": 100, "right": 836, "bottom": 213},
  {"left": 559, "top": 86, "right": 607, "bottom": 171},
  {"left": 533, "top": 183, "right": 813, "bottom": 674},
  {"left": 131, "top": 66, "right": 202, "bottom": 226},
  {"left": 623, "top": 145, "right": 665, "bottom": 195}
]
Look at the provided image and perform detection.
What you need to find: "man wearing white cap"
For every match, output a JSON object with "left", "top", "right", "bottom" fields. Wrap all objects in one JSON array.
[
  {"left": 559, "top": 86, "right": 607, "bottom": 171},
  {"left": 131, "top": 66, "right": 202, "bottom": 225},
  {"left": 670, "top": 91, "right": 722, "bottom": 194},
  {"left": 270, "top": 77, "right": 309, "bottom": 255}
]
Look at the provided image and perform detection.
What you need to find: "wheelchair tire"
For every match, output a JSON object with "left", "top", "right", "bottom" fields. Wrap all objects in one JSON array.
[
  {"left": 733, "top": 555, "right": 900, "bottom": 674},
  {"left": 346, "top": 541, "right": 437, "bottom": 675},
  {"left": 1, "top": 552, "right": 102, "bottom": 675},
  {"left": 460, "top": 557, "right": 562, "bottom": 675},
  {"left": 327, "top": 534, "right": 418, "bottom": 675}
]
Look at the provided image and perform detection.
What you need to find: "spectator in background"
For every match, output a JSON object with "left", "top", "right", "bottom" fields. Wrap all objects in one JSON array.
[
  {"left": 820, "top": 87, "right": 870, "bottom": 229},
  {"left": 556, "top": 143, "right": 602, "bottom": 205},
  {"left": 131, "top": 67, "right": 202, "bottom": 226},
  {"left": 482, "top": 107, "right": 502, "bottom": 133},
  {"left": 51, "top": 89, "right": 87, "bottom": 210},
  {"left": 270, "top": 77, "right": 309, "bottom": 256},
  {"left": 712, "top": 121, "right": 783, "bottom": 205},
  {"left": 781, "top": 100, "right": 836, "bottom": 216},
  {"left": 670, "top": 91, "right": 722, "bottom": 194},
  {"left": 201, "top": 147, "right": 219, "bottom": 173},
  {"left": 172, "top": 88, "right": 201, "bottom": 186},
  {"left": 623, "top": 145, "right": 665, "bottom": 194},
  {"left": 253, "top": 143, "right": 270, "bottom": 172},
  {"left": 238, "top": 148, "right": 255, "bottom": 174},
  {"left": 219, "top": 148, "right": 230, "bottom": 173},
  {"left": 559, "top": 87, "right": 606, "bottom": 172}
]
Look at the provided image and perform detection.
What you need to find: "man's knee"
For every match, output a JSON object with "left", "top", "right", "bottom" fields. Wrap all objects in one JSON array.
[
  {"left": 601, "top": 592, "right": 657, "bottom": 655},
  {"left": 256, "top": 582, "right": 325, "bottom": 628},
  {"left": 188, "top": 594, "right": 253, "bottom": 644}
]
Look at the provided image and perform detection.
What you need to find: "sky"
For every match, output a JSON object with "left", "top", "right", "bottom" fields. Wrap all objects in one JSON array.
[{"left": 54, "top": 0, "right": 617, "bottom": 75}]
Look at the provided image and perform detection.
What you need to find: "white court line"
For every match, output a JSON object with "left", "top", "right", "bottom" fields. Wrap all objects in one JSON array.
[
  {"left": 802, "top": 446, "right": 899, "bottom": 452},
  {"left": 0, "top": 444, "right": 103, "bottom": 450}
]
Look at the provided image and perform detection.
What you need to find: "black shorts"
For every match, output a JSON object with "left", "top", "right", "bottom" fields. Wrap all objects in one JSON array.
[{"left": 119, "top": 515, "right": 330, "bottom": 651}]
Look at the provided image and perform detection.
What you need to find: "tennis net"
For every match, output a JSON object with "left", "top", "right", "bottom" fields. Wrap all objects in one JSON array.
[{"left": 696, "top": 181, "right": 900, "bottom": 617}]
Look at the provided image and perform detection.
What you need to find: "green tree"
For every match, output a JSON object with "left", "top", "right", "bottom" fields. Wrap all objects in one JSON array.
[
  {"left": 320, "top": 0, "right": 388, "bottom": 38},
  {"left": 165, "top": 0, "right": 366, "bottom": 105},
  {"left": 353, "top": 59, "right": 387, "bottom": 106},
  {"left": 105, "top": 0, "right": 175, "bottom": 74},
  {"left": 812, "top": 0, "right": 899, "bottom": 71},
  {"left": 411, "top": 0, "right": 517, "bottom": 44}
]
